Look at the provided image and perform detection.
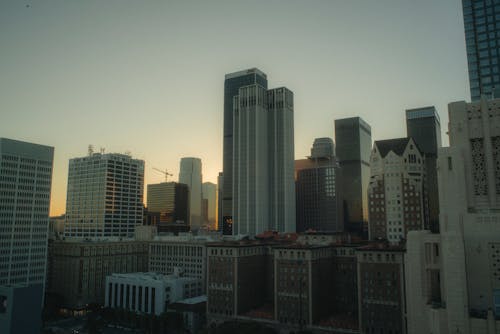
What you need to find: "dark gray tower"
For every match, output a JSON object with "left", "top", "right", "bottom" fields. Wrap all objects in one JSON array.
[
  {"left": 462, "top": 0, "right": 500, "bottom": 101},
  {"left": 222, "top": 68, "right": 267, "bottom": 235},
  {"left": 295, "top": 138, "right": 343, "bottom": 232},
  {"left": 334, "top": 117, "right": 371, "bottom": 237},
  {"left": 406, "top": 106, "right": 441, "bottom": 232}
]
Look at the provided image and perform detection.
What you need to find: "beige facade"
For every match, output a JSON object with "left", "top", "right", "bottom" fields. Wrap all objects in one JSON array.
[
  {"left": 47, "top": 239, "right": 149, "bottom": 309},
  {"left": 405, "top": 98, "right": 500, "bottom": 334}
]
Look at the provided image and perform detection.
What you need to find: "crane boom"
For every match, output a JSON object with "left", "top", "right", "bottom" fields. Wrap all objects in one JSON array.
[{"left": 152, "top": 167, "right": 173, "bottom": 182}]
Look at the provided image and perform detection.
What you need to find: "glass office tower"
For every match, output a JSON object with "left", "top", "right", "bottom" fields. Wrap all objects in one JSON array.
[
  {"left": 222, "top": 68, "right": 267, "bottom": 234},
  {"left": 462, "top": 0, "right": 500, "bottom": 101},
  {"left": 334, "top": 117, "right": 372, "bottom": 237}
]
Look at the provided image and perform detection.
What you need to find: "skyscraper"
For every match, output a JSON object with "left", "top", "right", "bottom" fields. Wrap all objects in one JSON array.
[
  {"left": 334, "top": 117, "right": 372, "bottom": 237},
  {"left": 267, "top": 87, "right": 296, "bottom": 233},
  {"left": 64, "top": 151, "right": 144, "bottom": 238},
  {"left": 0, "top": 138, "right": 54, "bottom": 334},
  {"left": 232, "top": 81, "right": 295, "bottom": 236},
  {"left": 406, "top": 106, "right": 441, "bottom": 232},
  {"left": 202, "top": 182, "right": 216, "bottom": 230},
  {"left": 179, "top": 157, "right": 202, "bottom": 230},
  {"left": 147, "top": 182, "right": 189, "bottom": 232},
  {"left": 462, "top": 0, "right": 500, "bottom": 101},
  {"left": 222, "top": 68, "right": 268, "bottom": 234},
  {"left": 295, "top": 138, "right": 343, "bottom": 232}
]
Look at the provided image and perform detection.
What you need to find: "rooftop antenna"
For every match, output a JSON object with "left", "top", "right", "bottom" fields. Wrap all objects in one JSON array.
[
  {"left": 153, "top": 167, "right": 173, "bottom": 182},
  {"left": 125, "top": 150, "right": 132, "bottom": 157},
  {"left": 100, "top": 147, "right": 105, "bottom": 154},
  {"left": 88, "top": 145, "right": 94, "bottom": 156}
]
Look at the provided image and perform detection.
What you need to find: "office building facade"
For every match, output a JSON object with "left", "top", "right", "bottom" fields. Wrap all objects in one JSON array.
[
  {"left": 202, "top": 182, "right": 216, "bottom": 229},
  {"left": 334, "top": 117, "right": 372, "bottom": 237},
  {"left": 368, "top": 137, "right": 428, "bottom": 243},
  {"left": 147, "top": 182, "right": 189, "bottom": 232},
  {"left": 64, "top": 152, "right": 144, "bottom": 238},
  {"left": 295, "top": 138, "right": 343, "bottom": 232},
  {"left": 179, "top": 157, "right": 203, "bottom": 230},
  {"left": 406, "top": 106, "right": 442, "bottom": 232},
  {"left": 463, "top": 0, "right": 500, "bottom": 101},
  {"left": 406, "top": 97, "right": 500, "bottom": 334},
  {"left": 222, "top": 68, "right": 268, "bottom": 234},
  {"left": 232, "top": 83, "right": 296, "bottom": 235},
  {"left": 0, "top": 138, "right": 54, "bottom": 334}
]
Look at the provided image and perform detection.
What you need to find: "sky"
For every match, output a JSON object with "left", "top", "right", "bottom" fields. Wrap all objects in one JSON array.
[{"left": 0, "top": 0, "right": 469, "bottom": 216}]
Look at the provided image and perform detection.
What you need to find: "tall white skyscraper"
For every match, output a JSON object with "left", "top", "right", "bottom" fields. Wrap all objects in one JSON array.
[
  {"left": 232, "top": 83, "right": 296, "bottom": 236},
  {"left": 179, "top": 157, "right": 202, "bottom": 230},
  {"left": 64, "top": 151, "right": 144, "bottom": 238},
  {"left": 0, "top": 138, "right": 54, "bottom": 334}
]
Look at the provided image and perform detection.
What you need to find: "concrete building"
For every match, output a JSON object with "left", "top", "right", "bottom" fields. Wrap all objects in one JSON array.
[
  {"left": 368, "top": 137, "right": 428, "bottom": 243},
  {"left": 232, "top": 83, "right": 296, "bottom": 236},
  {"left": 202, "top": 182, "right": 217, "bottom": 230},
  {"left": 206, "top": 234, "right": 361, "bottom": 332},
  {"left": 222, "top": 68, "right": 268, "bottom": 235},
  {"left": 217, "top": 172, "right": 223, "bottom": 233},
  {"left": 169, "top": 295, "right": 207, "bottom": 334},
  {"left": 0, "top": 138, "right": 54, "bottom": 334},
  {"left": 46, "top": 239, "right": 149, "bottom": 309},
  {"left": 405, "top": 97, "right": 500, "bottom": 334},
  {"left": 64, "top": 151, "right": 144, "bottom": 238},
  {"left": 295, "top": 138, "right": 343, "bottom": 232},
  {"left": 147, "top": 182, "right": 189, "bottom": 233},
  {"left": 105, "top": 271, "right": 202, "bottom": 315},
  {"left": 406, "top": 106, "right": 442, "bottom": 232},
  {"left": 335, "top": 117, "right": 372, "bottom": 237},
  {"left": 148, "top": 235, "right": 212, "bottom": 292},
  {"left": 357, "top": 243, "right": 406, "bottom": 334},
  {"left": 462, "top": 0, "right": 500, "bottom": 101},
  {"left": 179, "top": 157, "right": 203, "bottom": 231}
]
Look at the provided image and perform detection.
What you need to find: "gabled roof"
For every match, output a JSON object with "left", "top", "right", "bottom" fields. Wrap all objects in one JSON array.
[{"left": 374, "top": 137, "right": 411, "bottom": 158}]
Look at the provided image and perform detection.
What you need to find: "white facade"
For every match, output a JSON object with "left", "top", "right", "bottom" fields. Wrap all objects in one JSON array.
[
  {"left": 405, "top": 98, "right": 500, "bottom": 334},
  {"left": 105, "top": 271, "right": 202, "bottom": 315},
  {"left": 232, "top": 85, "right": 296, "bottom": 236},
  {"left": 0, "top": 138, "right": 54, "bottom": 286},
  {"left": 64, "top": 152, "right": 144, "bottom": 238},
  {"left": 368, "top": 137, "right": 427, "bottom": 243},
  {"left": 179, "top": 157, "right": 203, "bottom": 230}
]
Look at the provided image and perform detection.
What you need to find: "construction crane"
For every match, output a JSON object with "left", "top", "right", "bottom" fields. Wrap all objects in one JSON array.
[{"left": 153, "top": 167, "right": 173, "bottom": 182}]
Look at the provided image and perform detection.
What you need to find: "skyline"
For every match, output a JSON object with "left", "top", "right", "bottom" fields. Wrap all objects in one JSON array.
[{"left": 0, "top": 0, "right": 469, "bottom": 216}]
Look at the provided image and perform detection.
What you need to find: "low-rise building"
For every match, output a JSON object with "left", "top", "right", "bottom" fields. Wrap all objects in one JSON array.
[
  {"left": 104, "top": 270, "right": 202, "bottom": 315},
  {"left": 149, "top": 235, "right": 216, "bottom": 292},
  {"left": 47, "top": 239, "right": 149, "bottom": 310}
]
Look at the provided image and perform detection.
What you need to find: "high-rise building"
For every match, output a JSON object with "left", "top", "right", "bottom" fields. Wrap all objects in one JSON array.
[
  {"left": 0, "top": 138, "right": 54, "bottom": 334},
  {"left": 232, "top": 83, "right": 295, "bottom": 236},
  {"left": 64, "top": 151, "right": 144, "bottom": 238},
  {"left": 295, "top": 138, "right": 343, "bottom": 232},
  {"left": 222, "top": 68, "right": 268, "bottom": 234},
  {"left": 405, "top": 97, "right": 500, "bottom": 334},
  {"left": 179, "top": 157, "right": 202, "bottom": 231},
  {"left": 202, "top": 182, "right": 216, "bottom": 230},
  {"left": 368, "top": 137, "right": 428, "bottom": 243},
  {"left": 406, "top": 106, "right": 442, "bottom": 232},
  {"left": 267, "top": 87, "right": 296, "bottom": 233},
  {"left": 462, "top": 0, "right": 500, "bottom": 101},
  {"left": 217, "top": 172, "right": 223, "bottom": 233},
  {"left": 334, "top": 117, "right": 372, "bottom": 237},
  {"left": 147, "top": 182, "right": 189, "bottom": 232}
]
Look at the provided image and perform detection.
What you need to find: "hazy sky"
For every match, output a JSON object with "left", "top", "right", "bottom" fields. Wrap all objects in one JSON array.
[{"left": 0, "top": 0, "right": 469, "bottom": 216}]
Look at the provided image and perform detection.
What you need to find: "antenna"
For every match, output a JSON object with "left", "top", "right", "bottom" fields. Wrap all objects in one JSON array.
[
  {"left": 88, "top": 145, "right": 94, "bottom": 156},
  {"left": 153, "top": 167, "right": 174, "bottom": 182},
  {"left": 125, "top": 150, "right": 132, "bottom": 157},
  {"left": 100, "top": 147, "right": 105, "bottom": 154}
]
